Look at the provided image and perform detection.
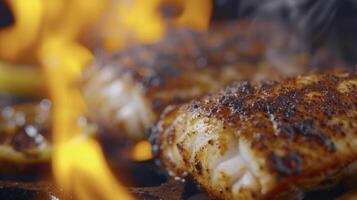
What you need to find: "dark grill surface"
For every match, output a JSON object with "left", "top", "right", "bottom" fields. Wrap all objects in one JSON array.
[{"left": 0, "top": 159, "right": 352, "bottom": 200}]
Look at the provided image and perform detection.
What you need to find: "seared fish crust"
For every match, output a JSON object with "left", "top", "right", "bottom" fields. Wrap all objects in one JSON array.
[
  {"left": 82, "top": 21, "right": 308, "bottom": 140},
  {"left": 153, "top": 72, "right": 357, "bottom": 200}
]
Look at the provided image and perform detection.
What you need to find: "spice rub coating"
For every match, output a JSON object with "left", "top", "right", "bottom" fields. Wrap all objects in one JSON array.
[{"left": 153, "top": 72, "right": 357, "bottom": 200}]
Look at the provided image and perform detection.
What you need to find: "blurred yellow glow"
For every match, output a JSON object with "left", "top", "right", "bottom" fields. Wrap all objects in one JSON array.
[
  {"left": 173, "top": 0, "right": 212, "bottom": 30},
  {"left": 101, "top": 0, "right": 212, "bottom": 50},
  {"left": 132, "top": 141, "right": 153, "bottom": 161},
  {"left": 0, "top": 62, "right": 44, "bottom": 96},
  {"left": 0, "top": 0, "right": 42, "bottom": 62}
]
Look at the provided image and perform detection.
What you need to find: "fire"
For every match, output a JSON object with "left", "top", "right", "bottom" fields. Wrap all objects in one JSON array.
[
  {"left": 0, "top": 0, "right": 42, "bottom": 62},
  {"left": 100, "top": 0, "right": 212, "bottom": 50},
  {"left": 34, "top": 1, "right": 134, "bottom": 199},
  {"left": 40, "top": 37, "right": 134, "bottom": 200},
  {"left": 0, "top": 0, "right": 212, "bottom": 199}
]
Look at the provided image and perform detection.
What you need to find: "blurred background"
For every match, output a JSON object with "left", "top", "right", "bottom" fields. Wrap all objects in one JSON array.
[{"left": 0, "top": 0, "right": 356, "bottom": 102}]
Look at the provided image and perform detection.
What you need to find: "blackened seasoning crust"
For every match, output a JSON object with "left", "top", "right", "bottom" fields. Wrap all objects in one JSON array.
[
  {"left": 279, "top": 119, "right": 336, "bottom": 153},
  {"left": 268, "top": 152, "right": 302, "bottom": 177},
  {"left": 154, "top": 72, "right": 357, "bottom": 200}
]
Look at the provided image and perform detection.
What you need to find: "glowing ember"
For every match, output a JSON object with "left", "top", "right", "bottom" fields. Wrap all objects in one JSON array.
[
  {"left": 132, "top": 141, "right": 153, "bottom": 161},
  {"left": 0, "top": 0, "right": 212, "bottom": 199}
]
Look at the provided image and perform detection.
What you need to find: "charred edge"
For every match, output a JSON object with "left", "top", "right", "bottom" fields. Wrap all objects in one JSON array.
[
  {"left": 269, "top": 151, "right": 303, "bottom": 179},
  {"left": 218, "top": 81, "right": 255, "bottom": 115},
  {"left": 280, "top": 118, "right": 336, "bottom": 152},
  {"left": 194, "top": 161, "right": 203, "bottom": 175},
  {"left": 191, "top": 100, "right": 200, "bottom": 110}
]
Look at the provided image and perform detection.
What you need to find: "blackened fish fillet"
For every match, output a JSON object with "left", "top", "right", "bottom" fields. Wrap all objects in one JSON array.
[{"left": 153, "top": 72, "right": 357, "bottom": 200}]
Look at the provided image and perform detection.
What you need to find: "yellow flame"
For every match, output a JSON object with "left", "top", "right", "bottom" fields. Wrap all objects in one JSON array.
[
  {"left": 99, "top": 0, "right": 212, "bottom": 50},
  {"left": 0, "top": 0, "right": 42, "bottom": 62},
  {"left": 172, "top": 0, "right": 212, "bottom": 30},
  {"left": 0, "top": 0, "right": 212, "bottom": 200},
  {"left": 36, "top": 1, "right": 134, "bottom": 199},
  {"left": 40, "top": 37, "right": 134, "bottom": 200}
]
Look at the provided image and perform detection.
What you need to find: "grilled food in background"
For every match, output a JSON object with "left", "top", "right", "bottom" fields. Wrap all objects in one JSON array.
[
  {"left": 153, "top": 72, "right": 357, "bottom": 200},
  {"left": 0, "top": 101, "right": 51, "bottom": 172},
  {"left": 0, "top": 99, "right": 97, "bottom": 172},
  {"left": 81, "top": 21, "right": 318, "bottom": 140}
]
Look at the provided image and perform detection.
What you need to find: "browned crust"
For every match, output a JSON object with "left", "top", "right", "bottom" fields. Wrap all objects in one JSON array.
[{"left": 153, "top": 72, "right": 357, "bottom": 199}]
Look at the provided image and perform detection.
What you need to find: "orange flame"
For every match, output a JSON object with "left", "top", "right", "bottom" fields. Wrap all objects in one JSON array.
[
  {"left": 132, "top": 141, "right": 153, "bottom": 161},
  {"left": 0, "top": 0, "right": 212, "bottom": 199}
]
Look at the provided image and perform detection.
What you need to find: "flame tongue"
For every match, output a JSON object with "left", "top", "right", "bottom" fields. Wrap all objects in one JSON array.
[
  {"left": 37, "top": 1, "right": 133, "bottom": 199},
  {"left": 55, "top": 139, "right": 133, "bottom": 200}
]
